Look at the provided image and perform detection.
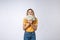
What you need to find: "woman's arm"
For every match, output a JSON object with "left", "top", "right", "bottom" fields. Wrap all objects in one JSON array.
[
  {"left": 31, "top": 24, "right": 38, "bottom": 31},
  {"left": 23, "top": 23, "right": 30, "bottom": 30},
  {"left": 31, "top": 18, "right": 38, "bottom": 31}
]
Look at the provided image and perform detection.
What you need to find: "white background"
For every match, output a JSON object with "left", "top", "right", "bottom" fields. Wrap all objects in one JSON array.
[{"left": 0, "top": 0, "right": 60, "bottom": 40}]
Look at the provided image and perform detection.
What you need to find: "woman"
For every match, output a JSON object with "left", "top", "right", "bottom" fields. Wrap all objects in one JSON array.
[{"left": 23, "top": 8, "right": 38, "bottom": 40}]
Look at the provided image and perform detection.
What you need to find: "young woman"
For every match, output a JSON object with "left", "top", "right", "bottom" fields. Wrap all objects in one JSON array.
[{"left": 23, "top": 8, "right": 38, "bottom": 40}]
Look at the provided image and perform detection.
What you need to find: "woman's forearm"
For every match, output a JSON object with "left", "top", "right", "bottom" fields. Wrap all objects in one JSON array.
[
  {"left": 23, "top": 23, "right": 30, "bottom": 30},
  {"left": 31, "top": 24, "right": 37, "bottom": 31}
]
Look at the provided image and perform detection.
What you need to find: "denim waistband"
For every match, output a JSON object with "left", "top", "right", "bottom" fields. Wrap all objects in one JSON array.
[{"left": 25, "top": 31, "right": 35, "bottom": 33}]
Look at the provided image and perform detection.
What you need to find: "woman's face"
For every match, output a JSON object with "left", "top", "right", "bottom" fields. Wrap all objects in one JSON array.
[{"left": 28, "top": 10, "right": 34, "bottom": 15}]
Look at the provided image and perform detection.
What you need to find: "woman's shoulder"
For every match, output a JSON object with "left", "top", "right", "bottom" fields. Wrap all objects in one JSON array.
[
  {"left": 23, "top": 17, "right": 28, "bottom": 22},
  {"left": 33, "top": 17, "right": 38, "bottom": 23},
  {"left": 35, "top": 17, "right": 38, "bottom": 21}
]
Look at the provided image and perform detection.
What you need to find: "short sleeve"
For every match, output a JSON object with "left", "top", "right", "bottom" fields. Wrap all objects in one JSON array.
[{"left": 23, "top": 18, "right": 28, "bottom": 25}]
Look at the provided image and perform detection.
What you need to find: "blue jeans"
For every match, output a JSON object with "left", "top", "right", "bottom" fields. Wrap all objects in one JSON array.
[{"left": 24, "top": 31, "right": 36, "bottom": 40}]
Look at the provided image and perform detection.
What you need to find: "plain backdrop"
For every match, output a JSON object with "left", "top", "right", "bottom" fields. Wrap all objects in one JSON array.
[{"left": 0, "top": 0, "right": 60, "bottom": 40}]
